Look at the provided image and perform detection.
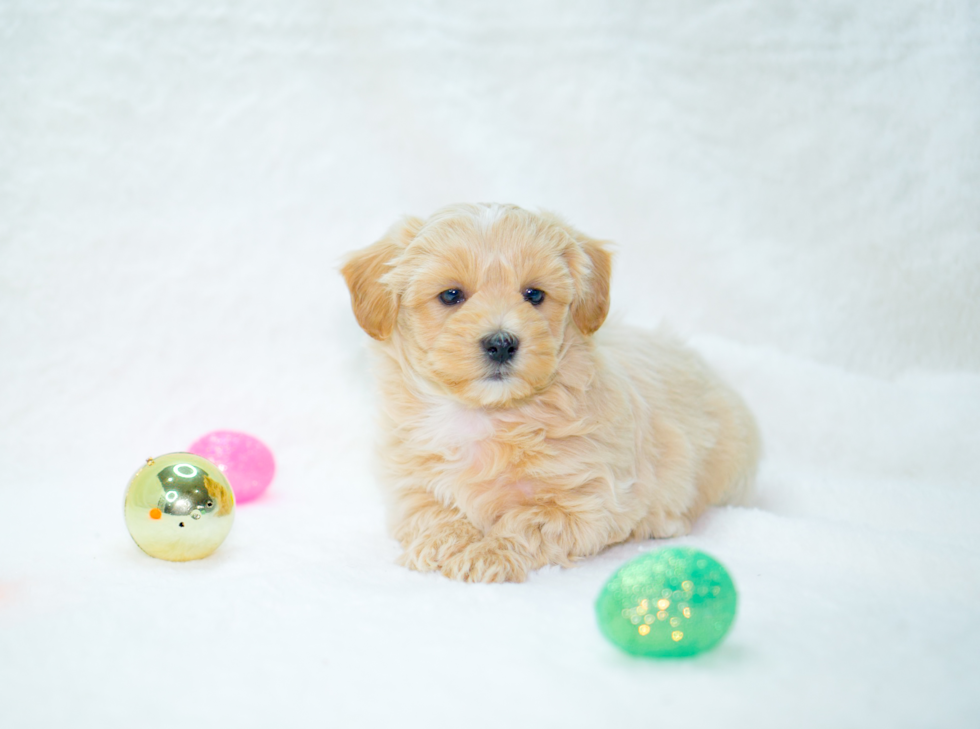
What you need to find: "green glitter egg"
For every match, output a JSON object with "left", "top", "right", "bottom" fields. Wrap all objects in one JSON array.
[{"left": 595, "top": 547, "right": 737, "bottom": 658}]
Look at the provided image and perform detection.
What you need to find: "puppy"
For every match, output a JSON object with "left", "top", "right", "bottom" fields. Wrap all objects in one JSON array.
[{"left": 342, "top": 204, "right": 759, "bottom": 582}]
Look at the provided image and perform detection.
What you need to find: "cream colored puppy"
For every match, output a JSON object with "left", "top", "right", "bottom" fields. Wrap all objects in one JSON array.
[{"left": 342, "top": 203, "right": 759, "bottom": 583}]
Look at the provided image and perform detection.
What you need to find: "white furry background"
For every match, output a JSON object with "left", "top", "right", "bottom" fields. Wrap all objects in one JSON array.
[{"left": 1, "top": 2, "right": 978, "bottom": 727}]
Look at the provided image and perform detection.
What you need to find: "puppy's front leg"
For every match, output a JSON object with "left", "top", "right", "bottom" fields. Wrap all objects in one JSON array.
[
  {"left": 391, "top": 487, "right": 484, "bottom": 573},
  {"left": 440, "top": 494, "right": 611, "bottom": 583}
]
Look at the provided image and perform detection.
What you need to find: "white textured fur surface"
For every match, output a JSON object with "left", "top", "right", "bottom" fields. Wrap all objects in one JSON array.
[{"left": 1, "top": 1, "right": 978, "bottom": 728}]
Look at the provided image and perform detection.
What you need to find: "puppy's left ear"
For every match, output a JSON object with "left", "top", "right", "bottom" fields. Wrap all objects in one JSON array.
[
  {"left": 571, "top": 237, "right": 612, "bottom": 335},
  {"left": 550, "top": 217, "right": 612, "bottom": 336},
  {"left": 341, "top": 217, "right": 423, "bottom": 340}
]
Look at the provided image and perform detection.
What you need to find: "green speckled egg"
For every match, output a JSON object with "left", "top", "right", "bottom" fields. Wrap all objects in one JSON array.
[{"left": 596, "top": 547, "right": 737, "bottom": 658}]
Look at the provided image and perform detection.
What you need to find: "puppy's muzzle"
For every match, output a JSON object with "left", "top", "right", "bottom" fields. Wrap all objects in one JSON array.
[{"left": 481, "top": 331, "right": 520, "bottom": 365}]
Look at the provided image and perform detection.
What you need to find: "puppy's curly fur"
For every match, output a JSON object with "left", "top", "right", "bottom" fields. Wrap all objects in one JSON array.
[{"left": 342, "top": 204, "right": 759, "bottom": 582}]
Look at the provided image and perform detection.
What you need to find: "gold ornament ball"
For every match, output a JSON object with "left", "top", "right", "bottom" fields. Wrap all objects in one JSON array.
[{"left": 124, "top": 453, "right": 236, "bottom": 561}]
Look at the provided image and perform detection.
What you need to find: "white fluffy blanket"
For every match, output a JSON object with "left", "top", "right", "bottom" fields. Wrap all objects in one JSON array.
[{"left": 1, "top": 1, "right": 977, "bottom": 727}]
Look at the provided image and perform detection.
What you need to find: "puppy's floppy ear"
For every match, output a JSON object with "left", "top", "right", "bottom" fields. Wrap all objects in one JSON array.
[
  {"left": 341, "top": 217, "right": 423, "bottom": 340},
  {"left": 546, "top": 215, "right": 613, "bottom": 335},
  {"left": 571, "top": 237, "right": 612, "bottom": 335}
]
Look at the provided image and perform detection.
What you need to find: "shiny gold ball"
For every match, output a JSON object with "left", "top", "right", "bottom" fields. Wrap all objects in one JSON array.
[{"left": 124, "top": 453, "right": 235, "bottom": 561}]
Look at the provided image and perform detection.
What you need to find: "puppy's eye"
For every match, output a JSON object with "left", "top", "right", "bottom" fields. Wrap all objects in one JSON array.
[
  {"left": 523, "top": 288, "right": 545, "bottom": 306},
  {"left": 439, "top": 289, "right": 465, "bottom": 306}
]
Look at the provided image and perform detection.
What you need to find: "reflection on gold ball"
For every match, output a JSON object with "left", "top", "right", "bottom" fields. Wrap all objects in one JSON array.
[{"left": 124, "top": 453, "right": 235, "bottom": 561}]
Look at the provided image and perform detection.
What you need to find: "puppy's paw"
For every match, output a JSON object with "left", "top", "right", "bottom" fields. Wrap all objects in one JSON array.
[
  {"left": 398, "top": 519, "right": 483, "bottom": 573},
  {"left": 652, "top": 514, "right": 691, "bottom": 539},
  {"left": 439, "top": 537, "right": 530, "bottom": 583},
  {"left": 629, "top": 512, "right": 692, "bottom": 541}
]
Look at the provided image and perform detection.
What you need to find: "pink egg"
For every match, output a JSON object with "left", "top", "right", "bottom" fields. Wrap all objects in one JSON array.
[{"left": 188, "top": 431, "right": 275, "bottom": 504}]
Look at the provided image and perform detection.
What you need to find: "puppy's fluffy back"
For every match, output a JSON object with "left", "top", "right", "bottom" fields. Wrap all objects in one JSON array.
[{"left": 595, "top": 325, "right": 760, "bottom": 509}]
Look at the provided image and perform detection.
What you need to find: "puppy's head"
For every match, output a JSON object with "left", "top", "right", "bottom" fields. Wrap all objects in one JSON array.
[{"left": 342, "top": 204, "right": 612, "bottom": 407}]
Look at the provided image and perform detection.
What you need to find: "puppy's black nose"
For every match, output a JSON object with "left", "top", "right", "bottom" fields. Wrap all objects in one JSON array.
[{"left": 481, "top": 331, "right": 520, "bottom": 365}]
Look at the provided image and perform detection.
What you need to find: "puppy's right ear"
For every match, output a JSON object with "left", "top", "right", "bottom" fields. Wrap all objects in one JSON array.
[{"left": 341, "top": 217, "right": 423, "bottom": 340}]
